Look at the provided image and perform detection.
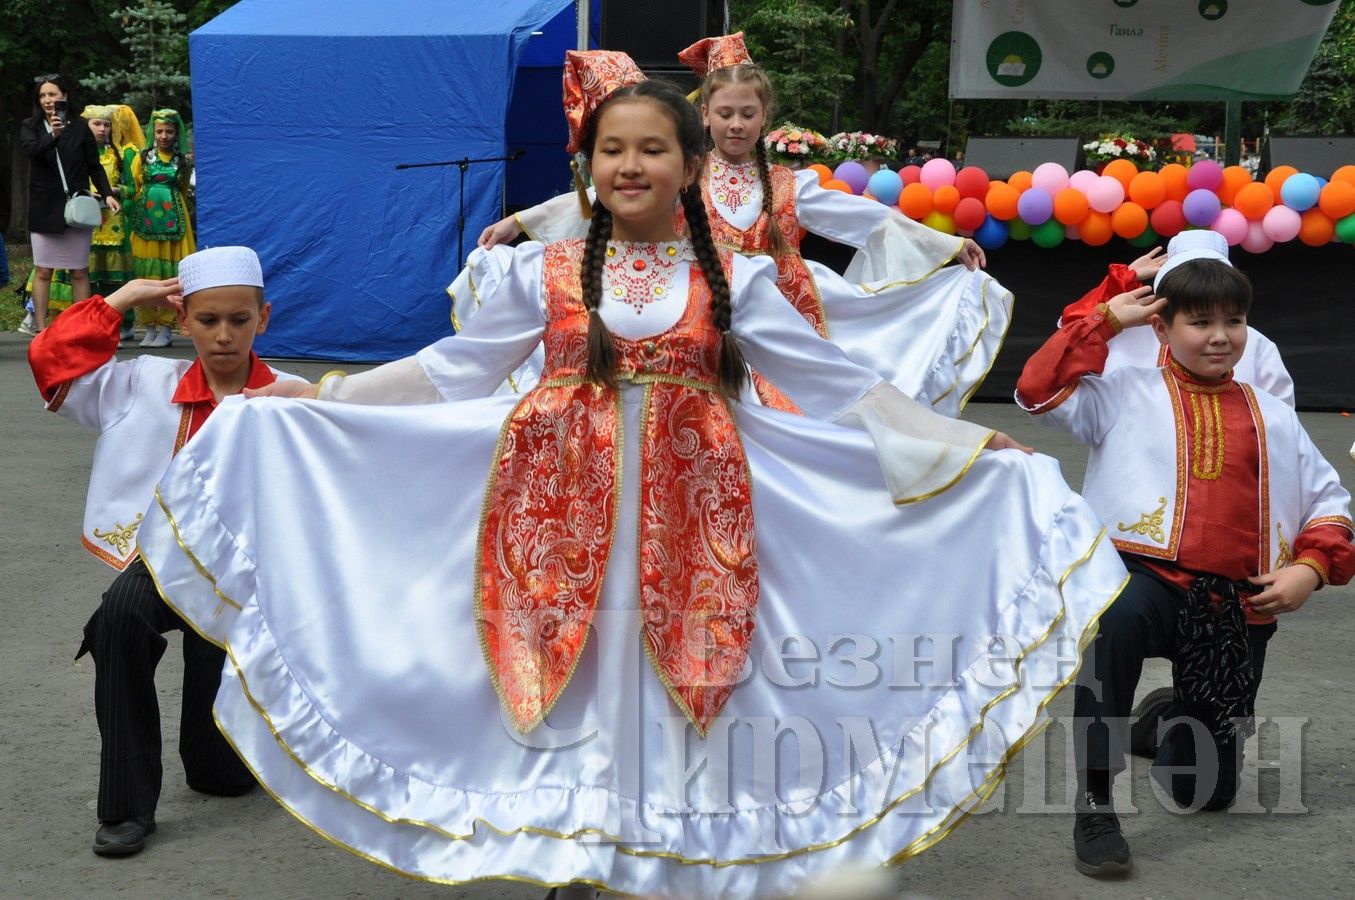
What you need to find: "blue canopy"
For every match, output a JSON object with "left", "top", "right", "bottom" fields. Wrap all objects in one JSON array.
[{"left": 190, "top": 0, "right": 573, "bottom": 360}]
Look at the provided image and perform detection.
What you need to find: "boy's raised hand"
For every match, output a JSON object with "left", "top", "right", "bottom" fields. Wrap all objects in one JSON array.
[
  {"left": 104, "top": 278, "right": 182, "bottom": 313},
  {"left": 244, "top": 381, "right": 319, "bottom": 400},
  {"left": 1246, "top": 564, "right": 1322, "bottom": 617},
  {"left": 1107, "top": 284, "right": 1166, "bottom": 329},
  {"left": 1128, "top": 246, "right": 1167, "bottom": 284}
]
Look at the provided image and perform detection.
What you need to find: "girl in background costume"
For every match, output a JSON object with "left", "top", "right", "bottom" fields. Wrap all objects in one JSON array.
[
  {"left": 477, "top": 33, "right": 1011, "bottom": 417},
  {"left": 82, "top": 106, "right": 135, "bottom": 299},
  {"left": 130, "top": 109, "right": 194, "bottom": 347},
  {"left": 137, "top": 56, "right": 1125, "bottom": 897}
]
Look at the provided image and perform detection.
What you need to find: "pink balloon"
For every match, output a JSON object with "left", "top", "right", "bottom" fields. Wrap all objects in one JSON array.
[
  {"left": 1030, "top": 161, "right": 1070, "bottom": 194},
  {"left": 899, "top": 165, "right": 922, "bottom": 186},
  {"left": 1261, "top": 205, "right": 1301, "bottom": 242},
  {"left": 1241, "top": 220, "right": 1274, "bottom": 254},
  {"left": 1186, "top": 159, "right": 1223, "bottom": 192},
  {"left": 1068, "top": 169, "right": 1099, "bottom": 193},
  {"left": 919, "top": 157, "right": 957, "bottom": 190},
  {"left": 1211, "top": 208, "right": 1248, "bottom": 246},
  {"left": 1087, "top": 175, "right": 1126, "bottom": 213}
]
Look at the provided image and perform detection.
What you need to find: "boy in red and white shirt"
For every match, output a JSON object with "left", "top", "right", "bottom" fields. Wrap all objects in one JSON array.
[
  {"left": 1016, "top": 231, "right": 1352, "bottom": 878},
  {"left": 29, "top": 246, "right": 297, "bottom": 857}
]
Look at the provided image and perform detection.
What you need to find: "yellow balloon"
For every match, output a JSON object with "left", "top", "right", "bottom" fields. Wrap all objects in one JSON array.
[{"left": 922, "top": 211, "right": 956, "bottom": 234}]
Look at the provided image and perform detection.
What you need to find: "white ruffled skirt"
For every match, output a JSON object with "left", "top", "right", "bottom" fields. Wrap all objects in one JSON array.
[{"left": 139, "top": 389, "right": 1124, "bottom": 897}]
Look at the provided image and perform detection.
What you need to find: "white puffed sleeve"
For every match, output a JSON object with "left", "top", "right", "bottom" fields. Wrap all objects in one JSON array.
[
  {"left": 792, "top": 170, "right": 964, "bottom": 284},
  {"left": 1244, "top": 327, "right": 1296, "bottom": 409},
  {"left": 321, "top": 243, "right": 547, "bottom": 405},
  {"left": 730, "top": 255, "right": 995, "bottom": 503},
  {"left": 514, "top": 189, "right": 592, "bottom": 244}
]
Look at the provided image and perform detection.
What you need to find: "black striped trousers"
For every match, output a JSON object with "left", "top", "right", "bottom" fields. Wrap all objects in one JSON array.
[{"left": 78, "top": 559, "right": 254, "bottom": 823}]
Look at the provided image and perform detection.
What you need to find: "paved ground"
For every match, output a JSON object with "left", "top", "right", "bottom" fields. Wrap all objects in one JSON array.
[{"left": 2, "top": 330, "right": 1352, "bottom": 898}]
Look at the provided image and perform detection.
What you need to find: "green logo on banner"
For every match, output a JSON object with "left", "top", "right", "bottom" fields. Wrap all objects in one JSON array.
[
  {"left": 1087, "top": 52, "right": 1115, "bottom": 79},
  {"left": 986, "top": 31, "right": 1043, "bottom": 87},
  {"left": 1198, "top": 0, "right": 1227, "bottom": 19}
]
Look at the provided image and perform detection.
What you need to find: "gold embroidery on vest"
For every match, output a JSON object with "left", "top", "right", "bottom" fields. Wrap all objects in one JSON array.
[
  {"left": 1275, "top": 522, "right": 1294, "bottom": 569},
  {"left": 1118, "top": 497, "right": 1167, "bottom": 544},
  {"left": 93, "top": 513, "right": 144, "bottom": 557},
  {"left": 1188, "top": 391, "right": 1224, "bottom": 481}
]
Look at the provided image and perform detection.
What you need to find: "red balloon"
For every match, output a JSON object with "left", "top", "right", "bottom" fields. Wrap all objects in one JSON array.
[
  {"left": 953, "top": 196, "right": 987, "bottom": 231},
  {"left": 954, "top": 166, "right": 991, "bottom": 200},
  {"left": 1149, "top": 200, "right": 1186, "bottom": 238},
  {"left": 899, "top": 165, "right": 922, "bottom": 186}
]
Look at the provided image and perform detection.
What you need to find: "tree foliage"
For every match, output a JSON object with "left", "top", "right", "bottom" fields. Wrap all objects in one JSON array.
[
  {"left": 733, "top": 0, "right": 853, "bottom": 129},
  {"left": 84, "top": 1, "right": 193, "bottom": 114}
]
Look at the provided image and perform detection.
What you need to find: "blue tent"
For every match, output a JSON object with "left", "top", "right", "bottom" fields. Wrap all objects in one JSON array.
[{"left": 190, "top": 0, "right": 574, "bottom": 360}]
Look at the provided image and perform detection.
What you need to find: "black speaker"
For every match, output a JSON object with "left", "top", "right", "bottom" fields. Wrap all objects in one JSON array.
[
  {"left": 1261, "top": 136, "right": 1355, "bottom": 179},
  {"left": 962, "top": 137, "right": 1086, "bottom": 179},
  {"left": 600, "top": 0, "right": 724, "bottom": 69}
]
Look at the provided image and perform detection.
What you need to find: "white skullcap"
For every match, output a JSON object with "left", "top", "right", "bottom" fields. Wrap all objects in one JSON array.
[
  {"left": 1153, "top": 230, "right": 1231, "bottom": 292},
  {"left": 178, "top": 246, "right": 264, "bottom": 297}
]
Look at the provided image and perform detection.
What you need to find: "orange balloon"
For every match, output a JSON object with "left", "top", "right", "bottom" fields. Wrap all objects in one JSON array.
[
  {"left": 823, "top": 178, "right": 854, "bottom": 194},
  {"left": 1111, "top": 202, "right": 1149, "bottom": 239},
  {"left": 1102, "top": 159, "right": 1138, "bottom": 191},
  {"left": 1264, "top": 165, "right": 1298, "bottom": 203},
  {"left": 985, "top": 182, "right": 1021, "bottom": 220},
  {"left": 1232, "top": 182, "right": 1274, "bottom": 220},
  {"left": 1053, "top": 188, "right": 1090, "bottom": 225},
  {"left": 1079, "top": 211, "right": 1114, "bottom": 246},
  {"left": 1318, "top": 180, "right": 1355, "bottom": 220},
  {"left": 1332, "top": 165, "right": 1355, "bottom": 187},
  {"left": 933, "top": 184, "right": 961, "bottom": 214},
  {"left": 1127, "top": 171, "right": 1166, "bottom": 209},
  {"left": 1158, "top": 164, "right": 1189, "bottom": 203},
  {"left": 808, "top": 163, "right": 834, "bottom": 185},
  {"left": 1298, "top": 208, "right": 1335, "bottom": 246},
  {"left": 1216, "top": 166, "right": 1252, "bottom": 206},
  {"left": 1008, "top": 170, "right": 1033, "bottom": 192},
  {"left": 898, "top": 182, "right": 934, "bottom": 219}
]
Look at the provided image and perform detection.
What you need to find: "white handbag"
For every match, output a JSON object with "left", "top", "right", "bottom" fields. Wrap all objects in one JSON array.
[{"left": 52, "top": 128, "right": 104, "bottom": 228}]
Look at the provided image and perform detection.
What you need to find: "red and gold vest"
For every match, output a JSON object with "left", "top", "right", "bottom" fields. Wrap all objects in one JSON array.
[
  {"left": 701, "top": 162, "right": 827, "bottom": 413},
  {"left": 476, "top": 239, "right": 758, "bottom": 737}
]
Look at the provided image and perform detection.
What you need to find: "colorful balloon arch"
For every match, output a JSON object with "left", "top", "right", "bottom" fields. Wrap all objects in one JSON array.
[{"left": 808, "top": 159, "right": 1355, "bottom": 252}]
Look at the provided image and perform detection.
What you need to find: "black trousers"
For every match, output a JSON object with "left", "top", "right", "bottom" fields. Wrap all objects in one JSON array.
[
  {"left": 78, "top": 559, "right": 254, "bottom": 823},
  {"left": 1074, "top": 559, "right": 1275, "bottom": 810}
]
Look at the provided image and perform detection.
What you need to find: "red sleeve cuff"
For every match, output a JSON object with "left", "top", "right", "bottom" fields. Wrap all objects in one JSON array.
[{"left": 27, "top": 296, "right": 122, "bottom": 401}]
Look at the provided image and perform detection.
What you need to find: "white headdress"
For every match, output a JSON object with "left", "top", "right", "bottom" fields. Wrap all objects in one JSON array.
[
  {"left": 1153, "top": 230, "right": 1231, "bottom": 292},
  {"left": 178, "top": 246, "right": 264, "bottom": 297}
]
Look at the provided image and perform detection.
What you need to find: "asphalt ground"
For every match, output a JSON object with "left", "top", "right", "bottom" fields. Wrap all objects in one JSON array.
[{"left": 2, "top": 330, "right": 1352, "bottom": 898}]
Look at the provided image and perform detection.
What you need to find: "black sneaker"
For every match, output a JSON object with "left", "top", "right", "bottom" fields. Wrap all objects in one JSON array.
[
  {"left": 1130, "top": 686, "right": 1175, "bottom": 759},
  {"left": 1074, "top": 793, "right": 1132, "bottom": 877},
  {"left": 92, "top": 815, "right": 156, "bottom": 857}
]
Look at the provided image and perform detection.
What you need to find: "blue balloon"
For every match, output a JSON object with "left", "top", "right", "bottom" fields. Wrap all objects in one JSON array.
[
  {"left": 974, "top": 215, "right": 1009, "bottom": 250},
  {"left": 1280, "top": 173, "right": 1321, "bottom": 212},
  {"left": 866, "top": 169, "right": 904, "bottom": 205},
  {"left": 1016, "top": 187, "right": 1054, "bottom": 225}
]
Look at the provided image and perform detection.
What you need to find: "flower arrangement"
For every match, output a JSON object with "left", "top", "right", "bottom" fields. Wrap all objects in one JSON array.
[
  {"left": 1083, "top": 133, "right": 1158, "bottom": 169},
  {"left": 827, "top": 131, "right": 899, "bottom": 163},
  {"left": 764, "top": 124, "right": 829, "bottom": 162}
]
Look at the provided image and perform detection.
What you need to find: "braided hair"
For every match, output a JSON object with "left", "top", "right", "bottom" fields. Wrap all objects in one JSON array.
[
  {"left": 580, "top": 80, "right": 748, "bottom": 398},
  {"left": 703, "top": 63, "right": 791, "bottom": 258}
]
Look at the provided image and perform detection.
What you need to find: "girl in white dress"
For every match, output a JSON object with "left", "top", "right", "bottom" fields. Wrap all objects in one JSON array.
[
  {"left": 138, "top": 56, "right": 1126, "bottom": 898},
  {"left": 474, "top": 33, "right": 1010, "bottom": 417}
]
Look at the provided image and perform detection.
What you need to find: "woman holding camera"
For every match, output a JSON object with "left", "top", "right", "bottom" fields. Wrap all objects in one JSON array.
[{"left": 19, "top": 75, "right": 119, "bottom": 334}]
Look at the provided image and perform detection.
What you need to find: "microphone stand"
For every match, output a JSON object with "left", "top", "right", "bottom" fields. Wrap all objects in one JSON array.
[{"left": 396, "top": 150, "right": 524, "bottom": 270}]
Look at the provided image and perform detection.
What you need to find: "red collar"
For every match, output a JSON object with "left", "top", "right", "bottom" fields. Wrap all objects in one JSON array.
[
  {"left": 1167, "top": 357, "right": 1234, "bottom": 394},
  {"left": 172, "top": 352, "right": 276, "bottom": 405}
]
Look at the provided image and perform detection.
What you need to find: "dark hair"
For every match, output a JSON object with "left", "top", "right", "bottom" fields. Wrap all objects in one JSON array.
[
  {"left": 31, "top": 74, "right": 77, "bottom": 118},
  {"left": 701, "top": 63, "right": 791, "bottom": 259},
  {"left": 579, "top": 80, "right": 748, "bottom": 398},
  {"left": 1156, "top": 259, "right": 1252, "bottom": 320}
]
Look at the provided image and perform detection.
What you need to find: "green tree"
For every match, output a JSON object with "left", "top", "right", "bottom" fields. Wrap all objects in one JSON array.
[
  {"left": 1276, "top": 0, "right": 1355, "bottom": 133},
  {"left": 732, "top": 0, "right": 853, "bottom": 132},
  {"left": 84, "top": 0, "right": 193, "bottom": 114}
]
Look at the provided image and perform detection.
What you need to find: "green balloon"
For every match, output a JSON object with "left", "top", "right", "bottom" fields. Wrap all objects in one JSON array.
[
  {"left": 1335, "top": 212, "right": 1355, "bottom": 243},
  {"left": 1031, "top": 219, "right": 1066, "bottom": 248},
  {"left": 1007, "top": 219, "right": 1032, "bottom": 241},
  {"left": 1128, "top": 225, "right": 1158, "bottom": 248}
]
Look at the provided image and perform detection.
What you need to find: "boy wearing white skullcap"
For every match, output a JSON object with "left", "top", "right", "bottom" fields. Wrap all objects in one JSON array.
[
  {"left": 1057, "top": 237, "right": 1295, "bottom": 406},
  {"left": 1016, "top": 230, "right": 1353, "bottom": 878},
  {"left": 27, "top": 248, "right": 299, "bottom": 858}
]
